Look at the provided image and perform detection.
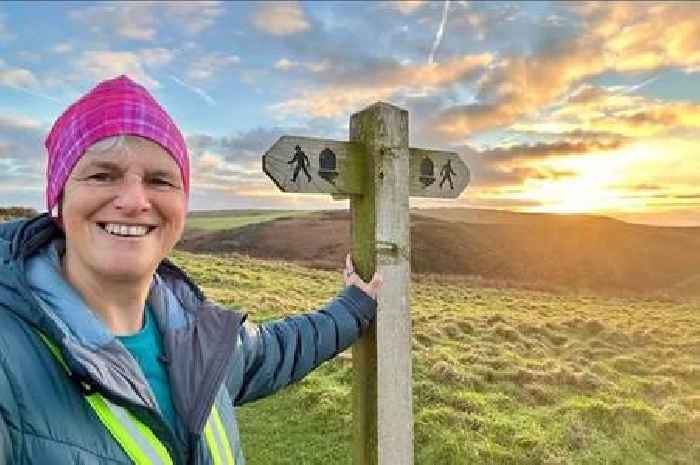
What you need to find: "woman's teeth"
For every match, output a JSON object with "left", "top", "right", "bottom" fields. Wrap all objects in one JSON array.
[{"left": 103, "top": 223, "right": 150, "bottom": 237}]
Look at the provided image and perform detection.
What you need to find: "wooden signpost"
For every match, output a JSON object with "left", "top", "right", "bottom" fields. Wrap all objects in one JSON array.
[{"left": 262, "top": 102, "right": 469, "bottom": 465}]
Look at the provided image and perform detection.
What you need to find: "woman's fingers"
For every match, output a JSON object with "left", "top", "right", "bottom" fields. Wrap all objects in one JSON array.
[
  {"left": 344, "top": 253, "right": 355, "bottom": 285},
  {"left": 369, "top": 272, "right": 383, "bottom": 296},
  {"left": 342, "top": 253, "right": 383, "bottom": 300}
]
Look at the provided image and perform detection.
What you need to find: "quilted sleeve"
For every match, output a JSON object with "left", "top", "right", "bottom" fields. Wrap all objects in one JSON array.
[{"left": 225, "top": 285, "right": 376, "bottom": 405}]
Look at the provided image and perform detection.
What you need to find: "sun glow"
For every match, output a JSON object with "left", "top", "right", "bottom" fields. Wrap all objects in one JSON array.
[{"left": 522, "top": 144, "right": 657, "bottom": 214}]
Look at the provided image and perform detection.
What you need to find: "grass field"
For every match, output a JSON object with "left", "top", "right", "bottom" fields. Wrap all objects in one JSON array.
[
  {"left": 171, "top": 250, "right": 700, "bottom": 465},
  {"left": 185, "top": 210, "right": 310, "bottom": 233}
]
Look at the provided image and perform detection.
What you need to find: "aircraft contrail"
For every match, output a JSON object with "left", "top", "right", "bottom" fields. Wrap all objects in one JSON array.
[
  {"left": 428, "top": 0, "right": 450, "bottom": 65},
  {"left": 170, "top": 75, "right": 216, "bottom": 106},
  {"left": 621, "top": 73, "right": 662, "bottom": 94}
]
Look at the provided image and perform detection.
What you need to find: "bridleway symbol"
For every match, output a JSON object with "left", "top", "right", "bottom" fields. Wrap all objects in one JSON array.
[{"left": 263, "top": 137, "right": 469, "bottom": 198}]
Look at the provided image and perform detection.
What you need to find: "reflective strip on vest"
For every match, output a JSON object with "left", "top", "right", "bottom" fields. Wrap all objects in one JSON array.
[
  {"left": 85, "top": 394, "right": 173, "bottom": 465},
  {"left": 204, "top": 405, "right": 236, "bottom": 465},
  {"left": 38, "top": 332, "right": 236, "bottom": 465}
]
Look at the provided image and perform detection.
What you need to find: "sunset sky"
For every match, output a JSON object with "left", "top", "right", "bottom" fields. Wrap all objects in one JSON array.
[{"left": 1, "top": 1, "right": 699, "bottom": 225}]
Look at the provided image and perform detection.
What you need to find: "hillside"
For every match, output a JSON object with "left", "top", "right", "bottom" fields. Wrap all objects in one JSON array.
[
  {"left": 171, "top": 250, "right": 700, "bottom": 465},
  {"left": 0, "top": 207, "right": 37, "bottom": 222},
  {"left": 177, "top": 209, "right": 700, "bottom": 295}
]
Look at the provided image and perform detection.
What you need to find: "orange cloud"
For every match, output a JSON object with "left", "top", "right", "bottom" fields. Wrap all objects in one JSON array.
[
  {"left": 432, "top": 47, "right": 608, "bottom": 136},
  {"left": 273, "top": 54, "right": 493, "bottom": 118},
  {"left": 580, "top": 2, "right": 700, "bottom": 72},
  {"left": 457, "top": 135, "right": 627, "bottom": 191},
  {"left": 386, "top": 1, "right": 426, "bottom": 16},
  {"left": 518, "top": 84, "right": 700, "bottom": 138},
  {"left": 432, "top": 3, "right": 700, "bottom": 139},
  {"left": 480, "top": 139, "right": 626, "bottom": 163}
]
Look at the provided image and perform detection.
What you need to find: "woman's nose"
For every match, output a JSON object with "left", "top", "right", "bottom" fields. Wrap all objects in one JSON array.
[{"left": 114, "top": 177, "right": 151, "bottom": 212}]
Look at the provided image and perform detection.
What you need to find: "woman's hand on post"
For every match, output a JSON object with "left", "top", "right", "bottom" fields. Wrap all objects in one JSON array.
[{"left": 343, "top": 253, "right": 382, "bottom": 301}]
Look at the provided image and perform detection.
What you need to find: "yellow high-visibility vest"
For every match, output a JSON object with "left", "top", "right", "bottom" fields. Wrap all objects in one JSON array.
[{"left": 38, "top": 332, "right": 235, "bottom": 465}]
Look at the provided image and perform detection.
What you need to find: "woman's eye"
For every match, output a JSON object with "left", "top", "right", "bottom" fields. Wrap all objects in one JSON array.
[
  {"left": 149, "top": 177, "right": 175, "bottom": 187},
  {"left": 88, "top": 172, "right": 113, "bottom": 182}
]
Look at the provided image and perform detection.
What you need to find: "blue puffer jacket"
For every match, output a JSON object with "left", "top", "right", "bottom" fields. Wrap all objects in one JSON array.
[{"left": 0, "top": 215, "right": 377, "bottom": 465}]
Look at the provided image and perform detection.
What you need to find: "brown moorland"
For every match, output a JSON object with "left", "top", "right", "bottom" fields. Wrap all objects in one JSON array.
[{"left": 177, "top": 208, "right": 700, "bottom": 296}]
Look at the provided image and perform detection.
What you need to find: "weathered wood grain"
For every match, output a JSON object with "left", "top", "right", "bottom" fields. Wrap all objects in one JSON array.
[{"left": 350, "top": 102, "right": 413, "bottom": 465}]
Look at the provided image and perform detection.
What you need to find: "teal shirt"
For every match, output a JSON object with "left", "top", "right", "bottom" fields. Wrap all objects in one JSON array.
[{"left": 116, "top": 307, "right": 178, "bottom": 432}]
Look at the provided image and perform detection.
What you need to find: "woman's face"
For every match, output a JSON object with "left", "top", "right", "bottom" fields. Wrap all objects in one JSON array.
[{"left": 61, "top": 136, "right": 186, "bottom": 284}]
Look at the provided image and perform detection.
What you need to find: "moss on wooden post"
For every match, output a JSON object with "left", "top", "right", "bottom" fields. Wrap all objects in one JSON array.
[{"left": 350, "top": 102, "right": 413, "bottom": 465}]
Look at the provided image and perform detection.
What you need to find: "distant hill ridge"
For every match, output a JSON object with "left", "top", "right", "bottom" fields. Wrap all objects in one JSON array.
[
  {"left": 0, "top": 207, "right": 38, "bottom": 222},
  {"left": 178, "top": 208, "right": 700, "bottom": 295}
]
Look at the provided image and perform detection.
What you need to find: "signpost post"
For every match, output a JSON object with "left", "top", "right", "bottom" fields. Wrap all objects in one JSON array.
[{"left": 262, "top": 102, "right": 469, "bottom": 465}]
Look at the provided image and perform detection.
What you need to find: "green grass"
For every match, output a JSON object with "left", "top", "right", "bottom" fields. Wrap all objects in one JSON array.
[
  {"left": 185, "top": 210, "right": 309, "bottom": 233},
  {"left": 171, "top": 251, "right": 700, "bottom": 465}
]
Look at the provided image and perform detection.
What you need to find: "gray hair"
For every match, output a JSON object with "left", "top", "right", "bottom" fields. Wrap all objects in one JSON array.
[{"left": 84, "top": 135, "right": 130, "bottom": 155}]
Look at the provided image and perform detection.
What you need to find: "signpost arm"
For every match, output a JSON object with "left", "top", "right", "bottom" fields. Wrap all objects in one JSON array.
[{"left": 350, "top": 102, "right": 413, "bottom": 465}]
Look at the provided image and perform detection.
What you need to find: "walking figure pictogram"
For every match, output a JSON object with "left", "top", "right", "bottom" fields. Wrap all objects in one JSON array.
[
  {"left": 288, "top": 145, "right": 312, "bottom": 182},
  {"left": 439, "top": 159, "right": 457, "bottom": 189}
]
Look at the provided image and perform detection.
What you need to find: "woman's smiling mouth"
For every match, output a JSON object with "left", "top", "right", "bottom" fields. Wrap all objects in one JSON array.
[{"left": 97, "top": 222, "right": 157, "bottom": 238}]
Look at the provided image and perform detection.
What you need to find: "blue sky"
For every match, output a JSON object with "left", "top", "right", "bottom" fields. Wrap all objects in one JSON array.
[{"left": 1, "top": 1, "right": 700, "bottom": 225}]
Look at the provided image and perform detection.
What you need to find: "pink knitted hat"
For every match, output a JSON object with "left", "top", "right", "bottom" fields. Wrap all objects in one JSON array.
[{"left": 45, "top": 75, "right": 189, "bottom": 212}]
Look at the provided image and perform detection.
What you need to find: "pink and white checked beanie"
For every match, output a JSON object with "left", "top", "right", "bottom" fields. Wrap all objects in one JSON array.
[{"left": 44, "top": 75, "right": 189, "bottom": 213}]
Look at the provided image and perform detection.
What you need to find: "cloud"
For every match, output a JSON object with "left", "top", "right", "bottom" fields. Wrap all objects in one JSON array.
[
  {"left": 138, "top": 48, "right": 175, "bottom": 67},
  {"left": 252, "top": 2, "right": 310, "bottom": 36},
  {"left": 385, "top": 1, "right": 426, "bottom": 15},
  {"left": 454, "top": 8, "right": 487, "bottom": 42},
  {"left": 185, "top": 52, "right": 240, "bottom": 81},
  {"left": 273, "top": 53, "right": 492, "bottom": 118},
  {"left": 186, "top": 125, "right": 345, "bottom": 195},
  {"left": 432, "top": 46, "right": 607, "bottom": 137},
  {"left": 274, "top": 58, "right": 297, "bottom": 71},
  {"left": 191, "top": 151, "right": 261, "bottom": 189},
  {"left": 431, "top": 3, "right": 700, "bottom": 140},
  {"left": 71, "top": 3, "right": 158, "bottom": 40},
  {"left": 52, "top": 42, "right": 73, "bottom": 54},
  {"left": 0, "top": 67, "right": 40, "bottom": 89},
  {"left": 0, "top": 65, "right": 61, "bottom": 103},
  {"left": 477, "top": 139, "right": 626, "bottom": 164},
  {"left": 520, "top": 84, "right": 700, "bottom": 138},
  {"left": 631, "top": 183, "right": 663, "bottom": 191},
  {"left": 274, "top": 58, "right": 328, "bottom": 73},
  {"left": 578, "top": 2, "right": 700, "bottom": 73},
  {"left": 597, "top": 105, "right": 695, "bottom": 136},
  {"left": 0, "top": 115, "right": 47, "bottom": 201},
  {"left": 76, "top": 49, "right": 175, "bottom": 89},
  {"left": 456, "top": 134, "right": 628, "bottom": 189},
  {"left": 161, "top": 1, "right": 224, "bottom": 35},
  {"left": 185, "top": 128, "right": 294, "bottom": 200},
  {"left": 70, "top": 2, "right": 223, "bottom": 41},
  {"left": 188, "top": 127, "right": 287, "bottom": 166},
  {"left": 0, "top": 115, "right": 42, "bottom": 131}
]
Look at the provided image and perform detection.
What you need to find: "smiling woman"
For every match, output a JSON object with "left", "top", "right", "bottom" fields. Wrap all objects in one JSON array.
[
  {"left": 61, "top": 135, "right": 187, "bottom": 334},
  {"left": 0, "top": 75, "right": 381, "bottom": 465}
]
